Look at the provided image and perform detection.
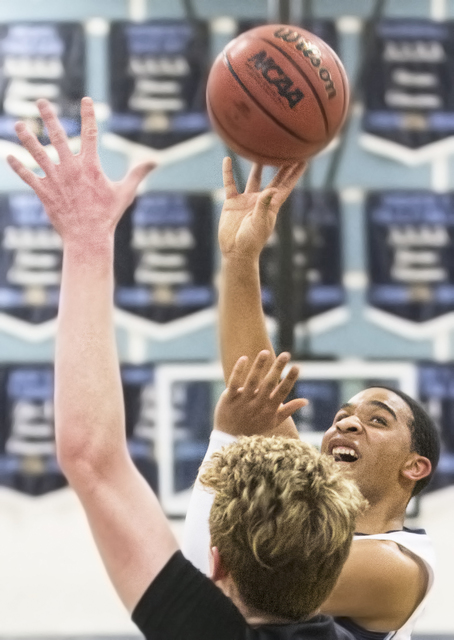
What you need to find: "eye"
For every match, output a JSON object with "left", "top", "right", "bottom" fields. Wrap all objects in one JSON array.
[
  {"left": 335, "top": 412, "right": 348, "bottom": 422},
  {"left": 371, "top": 415, "right": 387, "bottom": 426}
]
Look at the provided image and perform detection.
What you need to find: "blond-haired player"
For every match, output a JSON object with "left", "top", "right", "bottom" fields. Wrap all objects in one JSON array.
[{"left": 7, "top": 98, "right": 366, "bottom": 640}]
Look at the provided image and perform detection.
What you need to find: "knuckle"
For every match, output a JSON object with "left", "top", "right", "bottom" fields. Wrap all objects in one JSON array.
[{"left": 84, "top": 126, "right": 98, "bottom": 137}]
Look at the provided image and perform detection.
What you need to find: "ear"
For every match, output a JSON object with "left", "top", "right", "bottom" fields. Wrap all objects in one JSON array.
[
  {"left": 401, "top": 453, "right": 432, "bottom": 484},
  {"left": 209, "top": 546, "right": 229, "bottom": 583}
]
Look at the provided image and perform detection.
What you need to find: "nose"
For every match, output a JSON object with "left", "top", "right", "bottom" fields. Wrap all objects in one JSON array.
[{"left": 336, "top": 415, "right": 362, "bottom": 433}]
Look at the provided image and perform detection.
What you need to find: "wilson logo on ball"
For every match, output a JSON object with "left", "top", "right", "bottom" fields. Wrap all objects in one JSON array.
[
  {"left": 248, "top": 50, "right": 304, "bottom": 108},
  {"left": 274, "top": 27, "right": 337, "bottom": 99}
]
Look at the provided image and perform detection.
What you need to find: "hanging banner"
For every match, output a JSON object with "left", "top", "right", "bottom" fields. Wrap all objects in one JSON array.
[
  {"left": 260, "top": 190, "right": 344, "bottom": 321},
  {"left": 109, "top": 20, "right": 210, "bottom": 150},
  {"left": 114, "top": 192, "right": 214, "bottom": 324},
  {"left": 0, "top": 22, "right": 84, "bottom": 145},
  {"left": 170, "top": 379, "right": 212, "bottom": 493},
  {"left": 121, "top": 365, "right": 159, "bottom": 493},
  {"left": 367, "top": 191, "right": 454, "bottom": 322},
  {"left": 0, "top": 365, "right": 65, "bottom": 496},
  {"left": 418, "top": 362, "right": 454, "bottom": 492},
  {"left": 361, "top": 19, "right": 454, "bottom": 163},
  {"left": 0, "top": 363, "right": 162, "bottom": 496},
  {"left": 0, "top": 193, "right": 62, "bottom": 324}
]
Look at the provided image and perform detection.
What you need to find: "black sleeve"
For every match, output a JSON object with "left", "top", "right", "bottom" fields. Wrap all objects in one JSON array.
[{"left": 132, "top": 550, "right": 248, "bottom": 640}]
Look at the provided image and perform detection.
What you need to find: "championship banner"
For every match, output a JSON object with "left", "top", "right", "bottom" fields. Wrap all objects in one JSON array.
[
  {"left": 0, "top": 22, "right": 84, "bottom": 145},
  {"left": 114, "top": 192, "right": 214, "bottom": 323},
  {"left": 362, "top": 20, "right": 454, "bottom": 163},
  {"left": 0, "top": 363, "right": 162, "bottom": 496},
  {"left": 260, "top": 190, "right": 344, "bottom": 321},
  {"left": 0, "top": 365, "right": 66, "bottom": 496},
  {"left": 121, "top": 365, "right": 158, "bottom": 493},
  {"left": 0, "top": 193, "right": 62, "bottom": 324},
  {"left": 109, "top": 20, "right": 210, "bottom": 150},
  {"left": 418, "top": 363, "right": 454, "bottom": 492},
  {"left": 293, "top": 379, "right": 340, "bottom": 434},
  {"left": 367, "top": 191, "right": 454, "bottom": 323},
  {"left": 170, "top": 380, "right": 212, "bottom": 493}
]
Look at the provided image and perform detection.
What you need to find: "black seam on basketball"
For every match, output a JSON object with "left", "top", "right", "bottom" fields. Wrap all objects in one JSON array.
[
  {"left": 332, "top": 56, "right": 349, "bottom": 121},
  {"left": 259, "top": 37, "right": 330, "bottom": 137},
  {"left": 223, "top": 51, "right": 314, "bottom": 144},
  {"left": 208, "top": 95, "right": 286, "bottom": 162}
]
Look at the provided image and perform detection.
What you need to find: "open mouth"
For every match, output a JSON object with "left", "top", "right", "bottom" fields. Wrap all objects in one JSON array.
[{"left": 331, "top": 446, "right": 359, "bottom": 463}]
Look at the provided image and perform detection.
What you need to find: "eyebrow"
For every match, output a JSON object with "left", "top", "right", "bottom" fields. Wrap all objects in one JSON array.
[{"left": 338, "top": 400, "right": 397, "bottom": 421}]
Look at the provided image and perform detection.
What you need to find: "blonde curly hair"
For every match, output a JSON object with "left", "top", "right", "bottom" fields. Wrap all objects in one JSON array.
[{"left": 199, "top": 436, "right": 367, "bottom": 621}]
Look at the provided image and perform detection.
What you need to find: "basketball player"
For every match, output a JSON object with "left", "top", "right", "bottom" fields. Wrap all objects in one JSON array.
[
  {"left": 183, "top": 157, "right": 440, "bottom": 640},
  {"left": 6, "top": 97, "right": 367, "bottom": 640}
]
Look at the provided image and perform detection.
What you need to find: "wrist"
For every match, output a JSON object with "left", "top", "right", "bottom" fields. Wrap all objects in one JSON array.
[
  {"left": 221, "top": 253, "right": 260, "bottom": 273},
  {"left": 63, "top": 234, "right": 114, "bottom": 265}
]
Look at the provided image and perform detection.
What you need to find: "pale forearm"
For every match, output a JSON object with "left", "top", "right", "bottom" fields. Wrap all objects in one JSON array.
[
  {"left": 219, "top": 255, "right": 274, "bottom": 383},
  {"left": 55, "top": 236, "right": 126, "bottom": 468}
]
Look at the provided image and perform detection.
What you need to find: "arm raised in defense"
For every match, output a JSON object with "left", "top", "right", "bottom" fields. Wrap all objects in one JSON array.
[{"left": 7, "top": 98, "right": 178, "bottom": 613}]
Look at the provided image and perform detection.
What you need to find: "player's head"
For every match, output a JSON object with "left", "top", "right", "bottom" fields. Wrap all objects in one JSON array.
[
  {"left": 199, "top": 436, "right": 366, "bottom": 621},
  {"left": 321, "top": 387, "right": 440, "bottom": 503}
]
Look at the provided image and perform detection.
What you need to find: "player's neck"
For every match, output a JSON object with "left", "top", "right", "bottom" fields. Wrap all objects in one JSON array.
[{"left": 354, "top": 498, "right": 406, "bottom": 534}]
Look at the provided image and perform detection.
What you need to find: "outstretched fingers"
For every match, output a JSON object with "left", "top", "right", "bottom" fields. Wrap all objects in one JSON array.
[
  {"left": 269, "top": 363, "right": 300, "bottom": 404},
  {"left": 222, "top": 156, "right": 239, "bottom": 199},
  {"left": 258, "top": 352, "right": 292, "bottom": 399},
  {"left": 80, "top": 97, "right": 98, "bottom": 159},
  {"left": 7, "top": 154, "right": 44, "bottom": 195},
  {"left": 244, "top": 163, "right": 263, "bottom": 193},
  {"left": 226, "top": 355, "right": 249, "bottom": 396},
  {"left": 268, "top": 161, "right": 307, "bottom": 206},
  {"left": 277, "top": 397, "right": 308, "bottom": 422},
  {"left": 254, "top": 187, "right": 279, "bottom": 223},
  {"left": 242, "top": 350, "right": 271, "bottom": 396},
  {"left": 121, "top": 160, "right": 157, "bottom": 200},
  {"left": 37, "top": 99, "right": 72, "bottom": 163},
  {"left": 14, "top": 121, "right": 55, "bottom": 176}
]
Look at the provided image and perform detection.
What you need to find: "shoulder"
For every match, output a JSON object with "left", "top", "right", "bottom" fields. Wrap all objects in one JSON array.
[
  {"left": 321, "top": 537, "right": 429, "bottom": 629},
  {"left": 133, "top": 551, "right": 247, "bottom": 640},
  {"left": 349, "top": 537, "right": 428, "bottom": 592}
]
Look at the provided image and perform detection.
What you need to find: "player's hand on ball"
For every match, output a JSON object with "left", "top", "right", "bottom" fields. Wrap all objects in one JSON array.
[
  {"left": 213, "top": 350, "right": 308, "bottom": 438},
  {"left": 6, "top": 97, "right": 156, "bottom": 245},
  {"left": 219, "top": 157, "right": 306, "bottom": 262}
]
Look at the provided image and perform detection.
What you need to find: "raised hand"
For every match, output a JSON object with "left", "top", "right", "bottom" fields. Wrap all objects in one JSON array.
[
  {"left": 7, "top": 97, "right": 155, "bottom": 245},
  {"left": 214, "top": 350, "right": 308, "bottom": 438},
  {"left": 219, "top": 157, "right": 307, "bottom": 262}
]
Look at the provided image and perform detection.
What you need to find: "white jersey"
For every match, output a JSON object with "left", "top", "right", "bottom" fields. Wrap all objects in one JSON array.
[
  {"left": 183, "top": 430, "right": 436, "bottom": 640},
  {"left": 183, "top": 430, "right": 235, "bottom": 574},
  {"left": 336, "top": 529, "right": 435, "bottom": 640}
]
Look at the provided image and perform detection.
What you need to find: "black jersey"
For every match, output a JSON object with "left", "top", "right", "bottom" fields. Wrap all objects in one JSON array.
[{"left": 132, "top": 551, "right": 357, "bottom": 640}]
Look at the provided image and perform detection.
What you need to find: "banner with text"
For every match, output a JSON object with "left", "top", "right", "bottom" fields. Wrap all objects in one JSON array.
[
  {"left": 362, "top": 19, "right": 454, "bottom": 161},
  {"left": 0, "top": 363, "right": 161, "bottom": 496},
  {"left": 0, "top": 22, "right": 84, "bottom": 144},
  {"left": 367, "top": 191, "right": 454, "bottom": 322},
  {"left": 114, "top": 191, "right": 214, "bottom": 323},
  {"left": 109, "top": 20, "right": 210, "bottom": 149},
  {"left": 0, "top": 193, "right": 61, "bottom": 323}
]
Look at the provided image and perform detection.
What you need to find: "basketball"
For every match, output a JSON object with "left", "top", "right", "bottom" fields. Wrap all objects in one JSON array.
[{"left": 206, "top": 24, "right": 349, "bottom": 165}]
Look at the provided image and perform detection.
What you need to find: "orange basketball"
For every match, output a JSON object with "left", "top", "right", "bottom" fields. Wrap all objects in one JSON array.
[{"left": 206, "top": 24, "right": 349, "bottom": 166}]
